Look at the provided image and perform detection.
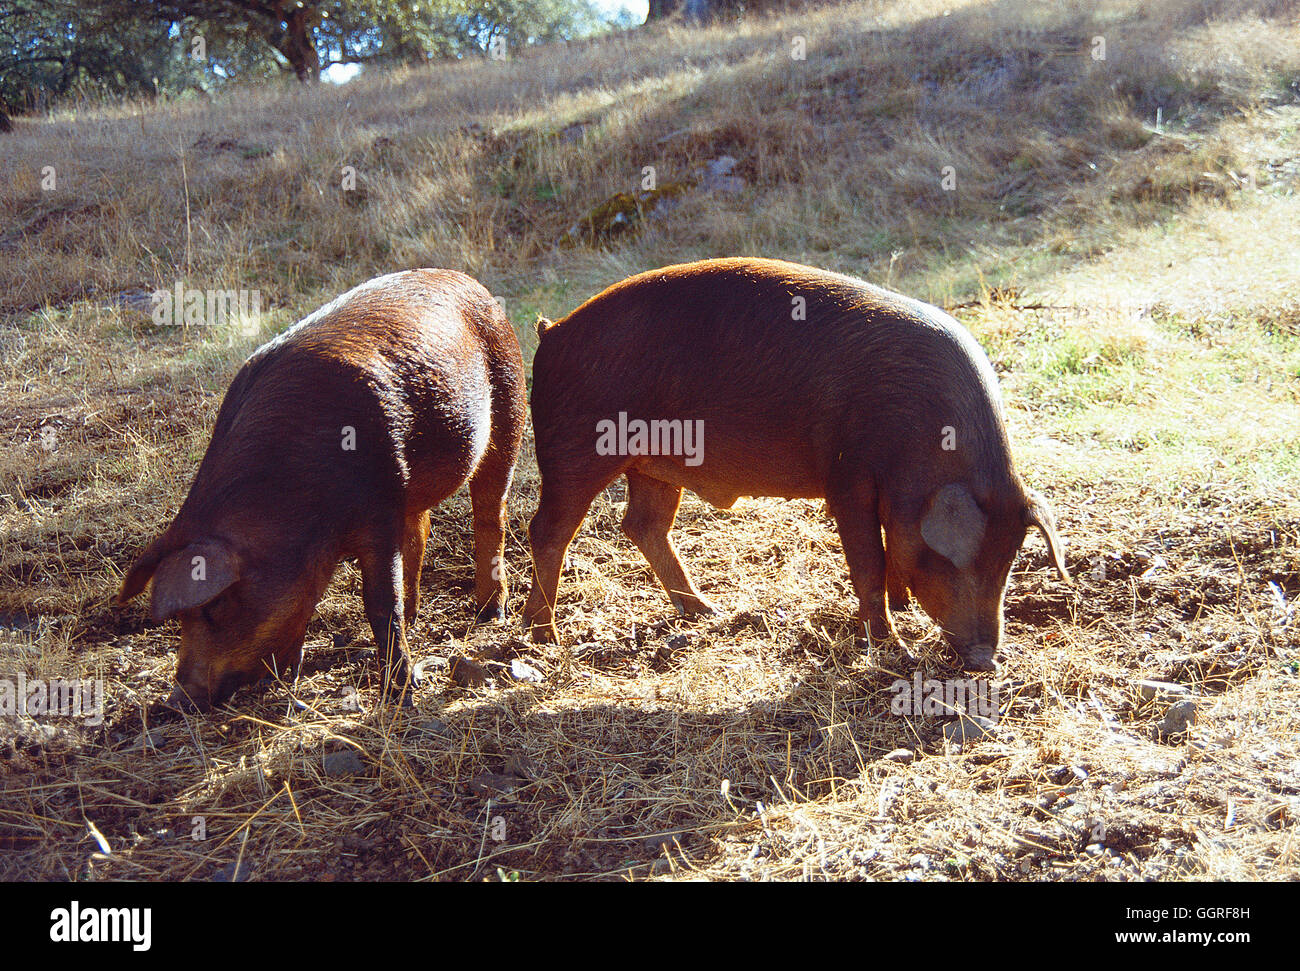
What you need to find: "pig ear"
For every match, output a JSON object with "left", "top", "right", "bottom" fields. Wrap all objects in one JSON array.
[
  {"left": 117, "top": 536, "right": 171, "bottom": 606},
  {"left": 149, "top": 539, "right": 241, "bottom": 622},
  {"left": 1024, "top": 491, "right": 1071, "bottom": 583},
  {"left": 920, "top": 483, "right": 988, "bottom": 569}
]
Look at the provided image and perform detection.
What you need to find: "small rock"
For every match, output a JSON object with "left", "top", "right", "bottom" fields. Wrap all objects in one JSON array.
[
  {"left": 213, "top": 859, "right": 252, "bottom": 882},
  {"left": 505, "top": 752, "right": 537, "bottom": 779},
  {"left": 883, "top": 748, "right": 914, "bottom": 764},
  {"left": 322, "top": 749, "right": 365, "bottom": 777},
  {"left": 468, "top": 771, "right": 519, "bottom": 796},
  {"left": 700, "top": 156, "right": 746, "bottom": 194},
  {"left": 509, "top": 659, "right": 544, "bottom": 683},
  {"left": 1136, "top": 679, "right": 1190, "bottom": 704},
  {"left": 944, "top": 714, "right": 997, "bottom": 744},
  {"left": 131, "top": 728, "right": 166, "bottom": 751},
  {"left": 1138, "top": 554, "right": 1168, "bottom": 580},
  {"left": 877, "top": 779, "right": 903, "bottom": 816},
  {"left": 448, "top": 656, "right": 492, "bottom": 687},
  {"left": 643, "top": 833, "right": 677, "bottom": 854},
  {"left": 703, "top": 175, "right": 746, "bottom": 194},
  {"left": 705, "top": 156, "right": 737, "bottom": 178},
  {"left": 1156, "top": 699, "right": 1197, "bottom": 737},
  {"left": 415, "top": 718, "right": 448, "bottom": 736}
]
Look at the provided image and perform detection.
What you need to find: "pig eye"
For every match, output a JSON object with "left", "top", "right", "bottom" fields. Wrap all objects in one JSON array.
[
  {"left": 200, "top": 587, "right": 236, "bottom": 626},
  {"left": 200, "top": 595, "right": 227, "bottom": 626}
]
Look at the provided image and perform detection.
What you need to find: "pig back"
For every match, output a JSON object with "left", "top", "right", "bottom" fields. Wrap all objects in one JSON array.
[
  {"left": 531, "top": 258, "right": 1011, "bottom": 493},
  {"left": 175, "top": 270, "right": 507, "bottom": 534}
]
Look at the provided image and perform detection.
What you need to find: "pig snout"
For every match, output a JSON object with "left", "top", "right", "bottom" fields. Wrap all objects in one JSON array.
[
  {"left": 930, "top": 610, "right": 1002, "bottom": 672},
  {"left": 166, "top": 683, "right": 212, "bottom": 713},
  {"left": 930, "top": 593, "right": 1007, "bottom": 673},
  {"left": 166, "top": 672, "right": 242, "bottom": 712}
]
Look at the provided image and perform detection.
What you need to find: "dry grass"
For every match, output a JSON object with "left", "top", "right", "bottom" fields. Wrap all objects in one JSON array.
[{"left": 1, "top": 0, "right": 1299, "bottom": 881}]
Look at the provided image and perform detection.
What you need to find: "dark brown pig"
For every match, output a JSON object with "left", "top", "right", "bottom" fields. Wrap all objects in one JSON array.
[
  {"left": 524, "top": 258, "right": 1069, "bottom": 671},
  {"left": 117, "top": 269, "right": 525, "bottom": 709}
]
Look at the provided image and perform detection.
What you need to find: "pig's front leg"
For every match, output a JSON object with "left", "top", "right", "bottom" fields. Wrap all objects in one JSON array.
[
  {"left": 360, "top": 545, "right": 417, "bottom": 705},
  {"left": 826, "top": 478, "right": 895, "bottom": 646}
]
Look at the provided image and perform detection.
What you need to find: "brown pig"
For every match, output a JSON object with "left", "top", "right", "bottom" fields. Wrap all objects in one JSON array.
[
  {"left": 523, "top": 258, "right": 1069, "bottom": 671},
  {"left": 117, "top": 269, "right": 525, "bottom": 709}
]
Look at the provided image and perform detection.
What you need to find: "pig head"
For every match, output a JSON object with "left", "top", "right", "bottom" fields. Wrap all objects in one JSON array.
[
  {"left": 117, "top": 527, "right": 331, "bottom": 710},
  {"left": 881, "top": 479, "right": 1069, "bottom": 671}
]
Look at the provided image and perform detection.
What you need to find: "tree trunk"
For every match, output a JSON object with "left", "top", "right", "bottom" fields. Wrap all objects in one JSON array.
[
  {"left": 645, "top": 0, "right": 684, "bottom": 21},
  {"left": 266, "top": 1, "right": 321, "bottom": 82},
  {"left": 282, "top": 5, "right": 321, "bottom": 81}
]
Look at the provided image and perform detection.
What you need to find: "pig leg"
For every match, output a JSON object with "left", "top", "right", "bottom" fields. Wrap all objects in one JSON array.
[
  {"left": 622, "top": 471, "right": 718, "bottom": 618},
  {"left": 524, "top": 476, "right": 608, "bottom": 643},
  {"left": 885, "top": 544, "right": 911, "bottom": 614},
  {"left": 402, "top": 509, "right": 431, "bottom": 627},
  {"left": 468, "top": 449, "right": 516, "bottom": 623},
  {"left": 826, "top": 482, "right": 895, "bottom": 645},
  {"left": 360, "top": 544, "right": 415, "bottom": 704}
]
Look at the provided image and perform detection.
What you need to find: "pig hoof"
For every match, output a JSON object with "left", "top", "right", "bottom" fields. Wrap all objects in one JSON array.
[
  {"left": 673, "top": 598, "right": 718, "bottom": 618},
  {"left": 474, "top": 603, "right": 507, "bottom": 624},
  {"left": 957, "top": 646, "right": 998, "bottom": 673},
  {"left": 379, "top": 682, "right": 417, "bottom": 708},
  {"left": 864, "top": 618, "right": 895, "bottom": 642},
  {"left": 529, "top": 623, "right": 558, "bottom": 644}
]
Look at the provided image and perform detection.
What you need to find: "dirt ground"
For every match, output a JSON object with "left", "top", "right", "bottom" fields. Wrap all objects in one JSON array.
[{"left": 2, "top": 410, "right": 1296, "bottom": 880}]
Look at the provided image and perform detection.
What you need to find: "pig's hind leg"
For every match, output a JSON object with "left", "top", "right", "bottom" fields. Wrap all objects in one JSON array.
[
  {"left": 622, "top": 471, "right": 718, "bottom": 619},
  {"left": 468, "top": 446, "right": 517, "bottom": 623},
  {"left": 524, "top": 474, "right": 611, "bottom": 643},
  {"left": 469, "top": 369, "right": 525, "bottom": 624},
  {"left": 402, "top": 509, "right": 431, "bottom": 626}
]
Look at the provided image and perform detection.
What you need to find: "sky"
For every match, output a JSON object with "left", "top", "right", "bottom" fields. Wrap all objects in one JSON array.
[{"left": 597, "top": 0, "right": 649, "bottom": 18}]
